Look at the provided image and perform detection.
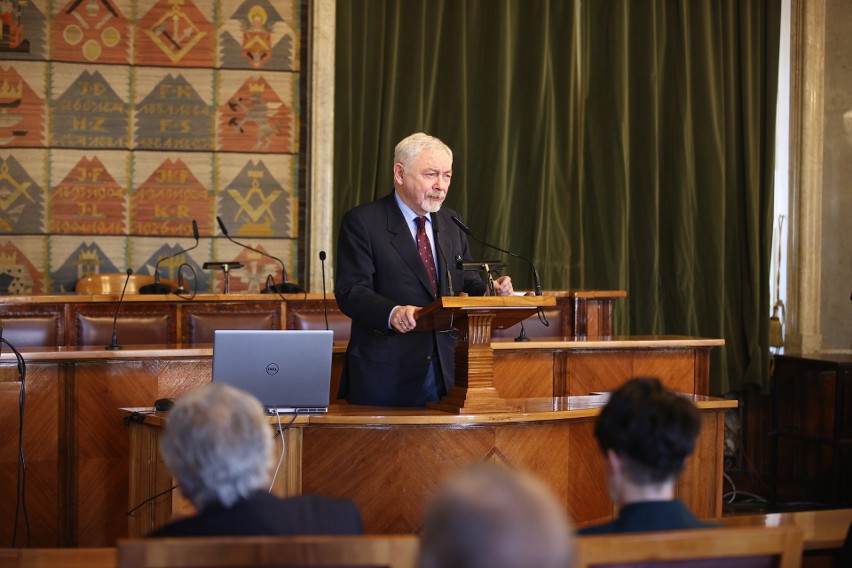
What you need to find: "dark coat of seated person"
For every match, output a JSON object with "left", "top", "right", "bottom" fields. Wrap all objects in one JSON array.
[
  {"left": 577, "top": 377, "right": 721, "bottom": 535},
  {"left": 147, "top": 383, "right": 362, "bottom": 537}
]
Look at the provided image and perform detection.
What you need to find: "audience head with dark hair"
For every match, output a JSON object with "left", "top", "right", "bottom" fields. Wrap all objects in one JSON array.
[
  {"left": 150, "top": 383, "right": 362, "bottom": 537},
  {"left": 419, "top": 464, "right": 574, "bottom": 568},
  {"left": 595, "top": 376, "right": 701, "bottom": 490},
  {"left": 578, "top": 377, "right": 718, "bottom": 534}
]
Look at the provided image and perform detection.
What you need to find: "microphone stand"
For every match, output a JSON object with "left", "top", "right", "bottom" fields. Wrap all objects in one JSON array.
[
  {"left": 139, "top": 220, "right": 200, "bottom": 294},
  {"left": 319, "top": 251, "right": 329, "bottom": 330},
  {"left": 451, "top": 216, "right": 543, "bottom": 296},
  {"left": 106, "top": 269, "right": 133, "bottom": 350},
  {"left": 217, "top": 216, "right": 305, "bottom": 294},
  {"left": 451, "top": 216, "right": 545, "bottom": 341}
]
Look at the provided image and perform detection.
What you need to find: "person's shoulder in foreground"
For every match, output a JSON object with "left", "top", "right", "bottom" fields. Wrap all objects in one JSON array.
[
  {"left": 577, "top": 499, "right": 720, "bottom": 535},
  {"left": 146, "top": 382, "right": 362, "bottom": 537},
  {"left": 149, "top": 491, "right": 362, "bottom": 537}
]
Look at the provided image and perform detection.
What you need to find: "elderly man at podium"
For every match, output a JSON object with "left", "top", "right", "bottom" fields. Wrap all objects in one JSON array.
[{"left": 335, "top": 132, "right": 513, "bottom": 407}]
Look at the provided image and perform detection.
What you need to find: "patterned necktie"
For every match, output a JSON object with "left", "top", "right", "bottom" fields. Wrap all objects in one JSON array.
[{"left": 414, "top": 216, "right": 439, "bottom": 295}]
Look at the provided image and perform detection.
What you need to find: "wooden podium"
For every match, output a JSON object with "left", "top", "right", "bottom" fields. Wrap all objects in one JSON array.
[{"left": 415, "top": 295, "right": 556, "bottom": 414}]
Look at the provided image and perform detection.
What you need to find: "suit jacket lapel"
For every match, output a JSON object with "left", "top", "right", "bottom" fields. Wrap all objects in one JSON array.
[{"left": 385, "top": 194, "right": 437, "bottom": 298}]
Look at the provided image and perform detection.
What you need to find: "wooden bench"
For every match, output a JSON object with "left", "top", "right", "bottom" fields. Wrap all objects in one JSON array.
[
  {"left": 116, "top": 535, "right": 420, "bottom": 568},
  {"left": 0, "top": 547, "right": 116, "bottom": 568},
  {"left": 574, "top": 525, "right": 804, "bottom": 568},
  {"left": 720, "top": 508, "right": 852, "bottom": 566}
]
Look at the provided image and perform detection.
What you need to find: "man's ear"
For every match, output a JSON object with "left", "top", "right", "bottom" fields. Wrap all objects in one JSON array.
[
  {"left": 393, "top": 162, "right": 405, "bottom": 185},
  {"left": 606, "top": 449, "right": 622, "bottom": 475}
]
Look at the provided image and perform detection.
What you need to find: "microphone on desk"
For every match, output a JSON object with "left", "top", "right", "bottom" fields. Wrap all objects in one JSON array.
[
  {"left": 451, "top": 215, "right": 542, "bottom": 296},
  {"left": 216, "top": 216, "right": 305, "bottom": 294},
  {"left": 106, "top": 268, "right": 133, "bottom": 350},
  {"left": 319, "top": 251, "right": 329, "bottom": 331},
  {"left": 431, "top": 213, "right": 454, "bottom": 296},
  {"left": 139, "top": 220, "right": 200, "bottom": 294}
]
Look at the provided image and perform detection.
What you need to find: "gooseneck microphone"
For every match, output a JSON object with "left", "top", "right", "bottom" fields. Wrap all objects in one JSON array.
[
  {"left": 319, "top": 251, "right": 329, "bottom": 331},
  {"left": 106, "top": 268, "right": 133, "bottom": 350},
  {"left": 140, "top": 220, "right": 200, "bottom": 294},
  {"left": 451, "top": 216, "right": 542, "bottom": 295},
  {"left": 430, "top": 213, "right": 454, "bottom": 296},
  {"left": 216, "top": 216, "right": 305, "bottom": 294}
]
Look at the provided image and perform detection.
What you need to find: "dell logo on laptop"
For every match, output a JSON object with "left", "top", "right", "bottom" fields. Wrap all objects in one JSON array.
[{"left": 266, "top": 363, "right": 279, "bottom": 375}]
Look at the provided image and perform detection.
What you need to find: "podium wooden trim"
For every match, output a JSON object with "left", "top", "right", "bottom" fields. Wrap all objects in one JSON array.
[{"left": 416, "top": 295, "right": 557, "bottom": 414}]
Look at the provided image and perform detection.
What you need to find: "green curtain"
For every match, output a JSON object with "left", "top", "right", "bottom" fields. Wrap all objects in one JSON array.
[{"left": 333, "top": 0, "right": 781, "bottom": 394}]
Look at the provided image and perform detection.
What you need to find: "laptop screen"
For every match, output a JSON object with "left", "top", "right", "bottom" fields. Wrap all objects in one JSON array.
[{"left": 212, "top": 329, "right": 333, "bottom": 413}]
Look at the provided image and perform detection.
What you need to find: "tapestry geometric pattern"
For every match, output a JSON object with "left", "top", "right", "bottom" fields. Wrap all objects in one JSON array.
[{"left": 0, "top": 0, "right": 300, "bottom": 294}]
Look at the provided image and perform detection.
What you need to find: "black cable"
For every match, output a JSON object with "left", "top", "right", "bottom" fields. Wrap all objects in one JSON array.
[
  {"left": 174, "top": 263, "right": 198, "bottom": 301},
  {"left": 126, "top": 484, "right": 180, "bottom": 516},
  {"left": 3, "top": 337, "right": 29, "bottom": 547},
  {"left": 265, "top": 274, "right": 286, "bottom": 301}
]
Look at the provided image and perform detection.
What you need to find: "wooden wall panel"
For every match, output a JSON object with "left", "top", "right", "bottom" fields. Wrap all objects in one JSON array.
[
  {"left": 677, "top": 412, "right": 725, "bottom": 518},
  {"left": 0, "top": 364, "right": 61, "bottom": 547},
  {"left": 73, "top": 359, "right": 209, "bottom": 546},
  {"left": 491, "top": 422, "right": 574, "bottom": 508},
  {"left": 567, "top": 351, "right": 634, "bottom": 396},
  {"left": 567, "top": 350, "right": 697, "bottom": 396},
  {"left": 300, "top": 426, "right": 496, "bottom": 534},
  {"left": 493, "top": 351, "right": 555, "bottom": 398},
  {"left": 566, "top": 419, "right": 612, "bottom": 527}
]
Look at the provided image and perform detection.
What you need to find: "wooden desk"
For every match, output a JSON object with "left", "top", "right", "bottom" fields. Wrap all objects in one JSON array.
[
  {"left": 125, "top": 395, "right": 735, "bottom": 537},
  {"left": 0, "top": 547, "right": 116, "bottom": 568},
  {"left": 493, "top": 335, "right": 723, "bottom": 397},
  {"left": 721, "top": 508, "right": 852, "bottom": 552},
  {"left": 721, "top": 508, "right": 852, "bottom": 567},
  {"left": 0, "top": 290, "right": 625, "bottom": 348},
  {"left": 0, "top": 336, "right": 723, "bottom": 547}
]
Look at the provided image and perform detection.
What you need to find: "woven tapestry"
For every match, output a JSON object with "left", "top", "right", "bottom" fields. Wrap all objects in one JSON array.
[{"left": 0, "top": 0, "right": 301, "bottom": 294}]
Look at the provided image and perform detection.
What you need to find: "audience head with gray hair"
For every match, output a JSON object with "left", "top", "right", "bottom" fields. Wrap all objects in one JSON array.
[
  {"left": 159, "top": 383, "right": 273, "bottom": 512},
  {"left": 419, "top": 464, "right": 574, "bottom": 568}
]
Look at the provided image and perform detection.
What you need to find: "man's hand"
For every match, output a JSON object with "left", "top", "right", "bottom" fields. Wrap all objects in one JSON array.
[
  {"left": 492, "top": 275, "right": 514, "bottom": 296},
  {"left": 390, "top": 305, "right": 422, "bottom": 333}
]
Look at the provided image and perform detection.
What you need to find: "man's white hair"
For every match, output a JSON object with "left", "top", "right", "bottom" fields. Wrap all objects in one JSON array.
[
  {"left": 159, "top": 383, "right": 273, "bottom": 510},
  {"left": 394, "top": 132, "right": 453, "bottom": 171}
]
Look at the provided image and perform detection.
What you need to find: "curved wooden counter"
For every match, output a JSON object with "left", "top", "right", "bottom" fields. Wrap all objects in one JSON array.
[
  {"left": 126, "top": 395, "right": 735, "bottom": 537},
  {"left": 1, "top": 335, "right": 724, "bottom": 546}
]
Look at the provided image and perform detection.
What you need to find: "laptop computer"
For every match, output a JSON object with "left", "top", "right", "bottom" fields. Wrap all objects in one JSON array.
[{"left": 212, "top": 329, "right": 333, "bottom": 414}]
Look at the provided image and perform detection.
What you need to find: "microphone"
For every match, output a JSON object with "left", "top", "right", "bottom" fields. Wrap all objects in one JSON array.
[
  {"left": 430, "top": 213, "right": 453, "bottom": 296},
  {"left": 217, "top": 216, "right": 304, "bottom": 294},
  {"left": 139, "top": 220, "right": 200, "bottom": 294},
  {"left": 106, "top": 268, "right": 133, "bottom": 350},
  {"left": 319, "top": 251, "right": 329, "bottom": 330},
  {"left": 451, "top": 215, "right": 542, "bottom": 295}
]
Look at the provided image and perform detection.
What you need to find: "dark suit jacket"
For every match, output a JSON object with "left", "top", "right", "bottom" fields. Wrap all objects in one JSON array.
[
  {"left": 147, "top": 492, "right": 362, "bottom": 537},
  {"left": 576, "top": 499, "right": 721, "bottom": 535},
  {"left": 335, "top": 192, "right": 486, "bottom": 407}
]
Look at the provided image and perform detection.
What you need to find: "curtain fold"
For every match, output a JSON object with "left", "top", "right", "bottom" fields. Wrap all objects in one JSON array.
[{"left": 333, "top": 0, "right": 781, "bottom": 393}]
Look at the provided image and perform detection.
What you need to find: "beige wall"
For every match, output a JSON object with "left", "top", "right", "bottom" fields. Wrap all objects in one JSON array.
[
  {"left": 820, "top": 0, "right": 852, "bottom": 352},
  {"left": 787, "top": 0, "right": 852, "bottom": 354}
]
